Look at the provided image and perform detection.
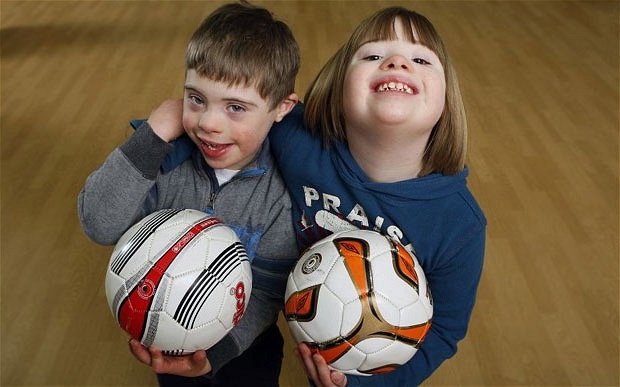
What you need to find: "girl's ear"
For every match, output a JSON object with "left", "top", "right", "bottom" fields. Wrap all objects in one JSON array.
[{"left": 274, "top": 93, "right": 299, "bottom": 122}]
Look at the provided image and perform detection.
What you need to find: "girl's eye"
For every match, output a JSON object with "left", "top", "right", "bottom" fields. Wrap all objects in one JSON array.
[
  {"left": 363, "top": 55, "right": 383, "bottom": 61},
  {"left": 413, "top": 58, "right": 431, "bottom": 65},
  {"left": 227, "top": 104, "right": 245, "bottom": 113}
]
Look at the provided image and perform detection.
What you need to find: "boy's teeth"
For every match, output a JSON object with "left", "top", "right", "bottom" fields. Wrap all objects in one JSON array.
[
  {"left": 204, "top": 142, "right": 221, "bottom": 150},
  {"left": 376, "top": 82, "right": 414, "bottom": 94}
]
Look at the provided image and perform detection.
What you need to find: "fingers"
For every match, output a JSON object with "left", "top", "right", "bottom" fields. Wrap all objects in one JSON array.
[
  {"left": 296, "top": 344, "right": 320, "bottom": 382},
  {"left": 148, "top": 347, "right": 166, "bottom": 374},
  {"left": 191, "top": 350, "right": 207, "bottom": 364},
  {"left": 295, "top": 344, "right": 347, "bottom": 387},
  {"left": 330, "top": 370, "right": 347, "bottom": 387},
  {"left": 148, "top": 348, "right": 211, "bottom": 377},
  {"left": 312, "top": 352, "right": 337, "bottom": 387},
  {"left": 128, "top": 339, "right": 211, "bottom": 378},
  {"left": 128, "top": 338, "right": 152, "bottom": 366}
]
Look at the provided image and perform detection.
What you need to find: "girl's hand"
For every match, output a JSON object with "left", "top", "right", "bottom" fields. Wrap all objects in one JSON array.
[
  {"left": 128, "top": 338, "right": 212, "bottom": 377},
  {"left": 147, "top": 99, "right": 185, "bottom": 142},
  {"left": 295, "top": 343, "right": 347, "bottom": 387}
]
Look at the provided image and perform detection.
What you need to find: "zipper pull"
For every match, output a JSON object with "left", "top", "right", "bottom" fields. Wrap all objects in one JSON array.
[{"left": 207, "top": 192, "right": 217, "bottom": 210}]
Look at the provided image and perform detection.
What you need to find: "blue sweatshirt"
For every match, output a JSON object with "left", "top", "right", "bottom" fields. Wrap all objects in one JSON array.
[{"left": 269, "top": 105, "right": 486, "bottom": 386}]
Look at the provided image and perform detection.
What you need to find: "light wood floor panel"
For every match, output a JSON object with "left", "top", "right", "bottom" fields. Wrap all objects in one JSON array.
[{"left": 1, "top": 1, "right": 618, "bottom": 386}]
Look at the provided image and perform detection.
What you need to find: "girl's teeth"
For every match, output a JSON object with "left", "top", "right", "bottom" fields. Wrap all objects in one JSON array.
[{"left": 376, "top": 82, "right": 414, "bottom": 94}]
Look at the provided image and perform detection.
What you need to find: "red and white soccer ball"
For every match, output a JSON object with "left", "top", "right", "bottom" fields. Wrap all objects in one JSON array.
[
  {"left": 105, "top": 209, "right": 252, "bottom": 355},
  {"left": 284, "top": 229, "right": 433, "bottom": 376}
]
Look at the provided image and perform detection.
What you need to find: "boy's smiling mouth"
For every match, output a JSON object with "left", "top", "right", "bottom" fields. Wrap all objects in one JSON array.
[{"left": 201, "top": 140, "right": 231, "bottom": 156}]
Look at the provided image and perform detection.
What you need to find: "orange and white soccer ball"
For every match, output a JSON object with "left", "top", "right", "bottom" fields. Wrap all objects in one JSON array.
[
  {"left": 284, "top": 229, "right": 432, "bottom": 376},
  {"left": 105, "top": 209, "right": 252, "bottom": 355}
]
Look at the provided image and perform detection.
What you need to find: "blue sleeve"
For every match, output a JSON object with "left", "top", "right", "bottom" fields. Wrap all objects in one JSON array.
[{"left": 269, "top": 103, "right": 305, "bottom": 162}]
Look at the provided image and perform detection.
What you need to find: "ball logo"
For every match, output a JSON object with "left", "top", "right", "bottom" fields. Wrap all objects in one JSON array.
[
  {"left": 302, "top": 253, "right": 322, "bottom": 274},
  {"left": 232, "top": 281, "right": 246, "bottom": 326},
  {"left": 296, "top": 292, "right": 310, "bottom": 312},
  {"left": 199, "top": 218, "right": 222, "bottom": 229},
  {"left": 398, "top": 255, "right": 415, "bottom": 278},
  {"left": 340, "top": 241, "right": 361, "bottom": 255},
  {"left": 172, "top": 231, "right": 195, "bottom": 253},
  {"left": 137, "top": 279, "right": 156, "bottom": 300}
]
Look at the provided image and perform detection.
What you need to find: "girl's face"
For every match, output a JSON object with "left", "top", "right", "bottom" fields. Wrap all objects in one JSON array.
[{"left": 343, "top": 19, "right": 446, "bottom": 142}]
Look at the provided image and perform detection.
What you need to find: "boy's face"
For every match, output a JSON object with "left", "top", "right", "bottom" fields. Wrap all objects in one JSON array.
[{"left": 183, "top": 70, "right": 294, "bottom": 170}]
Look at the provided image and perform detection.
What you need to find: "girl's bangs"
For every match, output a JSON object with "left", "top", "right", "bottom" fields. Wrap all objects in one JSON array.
[{"left": 355, "top": 12, "right": 446, "bottom": 63}]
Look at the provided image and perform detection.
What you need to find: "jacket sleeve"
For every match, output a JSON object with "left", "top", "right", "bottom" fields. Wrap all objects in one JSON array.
[{"left": 77, "top": 122, "right": 172, "bottom": 245}]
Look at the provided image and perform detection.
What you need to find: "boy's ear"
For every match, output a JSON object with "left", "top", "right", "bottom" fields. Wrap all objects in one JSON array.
[{"left": 274, "top": 93, "right": 299, "bottom": 122}]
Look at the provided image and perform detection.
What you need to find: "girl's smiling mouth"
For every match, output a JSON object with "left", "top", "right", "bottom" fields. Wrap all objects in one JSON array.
[
  {"left": 375, "top": 81, "right": 416, "bottom": 94},
  {"left": 371, "top": 78, "right": 418, "bottom": 94}
]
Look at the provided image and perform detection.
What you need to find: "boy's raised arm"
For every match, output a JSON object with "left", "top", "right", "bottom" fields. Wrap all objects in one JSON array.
[{"left": 77, "top": 118, "right": 175, "bottom": 245}]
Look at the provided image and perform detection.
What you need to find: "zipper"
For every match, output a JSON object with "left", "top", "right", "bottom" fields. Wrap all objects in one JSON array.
[
  {"left": 206, "top": 191, "right": 217, "bottom": 211},
  {"left": 204, "top": 166, "right": 267, "bottom": 212}
]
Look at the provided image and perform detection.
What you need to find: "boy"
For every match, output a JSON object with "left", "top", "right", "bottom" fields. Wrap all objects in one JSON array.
[{"left": 77, "top": 2, "right": 299, "bottom": 386}]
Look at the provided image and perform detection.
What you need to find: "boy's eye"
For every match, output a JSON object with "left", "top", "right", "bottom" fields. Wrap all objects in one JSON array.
[
  {"left": 227, "top": 104, "right": 245, "bottom": 113},
  {"left": 413, "top": 58, "right": 431, "bottom": 65},
  {"left": 188, "top": 95, "right": 204, "bottom": 105},
  {"left": 363, "top": 55, "right": 383, "bottom": 61}
]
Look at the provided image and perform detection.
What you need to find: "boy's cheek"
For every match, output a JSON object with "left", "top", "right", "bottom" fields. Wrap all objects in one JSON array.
[{"left": 182, "top": 115, "right": 194, "bottom": 134}]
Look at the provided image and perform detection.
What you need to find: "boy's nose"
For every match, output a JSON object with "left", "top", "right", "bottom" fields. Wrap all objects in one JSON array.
[
  {"left": 381, "top": 55, "right": 410, "bottom": 71},
  {"left": 198, "top": 112, "right": 223, "bottom": 133}
]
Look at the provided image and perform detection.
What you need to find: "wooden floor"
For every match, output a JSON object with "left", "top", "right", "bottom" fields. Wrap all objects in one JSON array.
[{"left": 1, "top": 1, "right": 618, "bottom": 386}]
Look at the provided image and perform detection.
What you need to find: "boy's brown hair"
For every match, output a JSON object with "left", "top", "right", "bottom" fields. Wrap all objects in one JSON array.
[
  {"left": 186, "top": 1, "right": 299, "bottom": 109},
  {"left": 304, "top": 7, "right": 467, "bottom": 176}
]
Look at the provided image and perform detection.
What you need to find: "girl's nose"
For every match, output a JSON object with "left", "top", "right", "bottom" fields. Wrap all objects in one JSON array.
[{"left": 381, "top": 55, "right": 410, "bottom": 71}]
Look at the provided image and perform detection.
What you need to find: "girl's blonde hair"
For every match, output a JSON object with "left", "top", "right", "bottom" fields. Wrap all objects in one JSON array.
[
  {"left": 186, "top": 2, "right": 299, "bottom": 110},
  {"left": 304, "top": 7, "right": 467, "bottom": 176}
]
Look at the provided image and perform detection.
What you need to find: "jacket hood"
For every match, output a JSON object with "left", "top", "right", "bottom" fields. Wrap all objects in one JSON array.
[{"left": 332, "top": 141, "right": 469, "bottom": 202}]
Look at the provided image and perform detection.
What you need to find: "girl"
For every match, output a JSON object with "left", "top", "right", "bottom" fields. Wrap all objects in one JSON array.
[{"left": 269, "top": 6, "right": 486, "bottom": 386}]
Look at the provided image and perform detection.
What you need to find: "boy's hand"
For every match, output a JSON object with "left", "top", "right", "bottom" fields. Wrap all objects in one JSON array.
[
  {"left": 128, "top": 338, "right": 212, "bottom": 377},
  {"left": 147, "top": 99, "right": 185, "bottom": 142},
  {"left": 295, "top": 343, "right": 347, "bottom": 387}
]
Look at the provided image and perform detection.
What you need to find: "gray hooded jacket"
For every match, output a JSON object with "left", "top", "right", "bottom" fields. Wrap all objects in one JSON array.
[{"left": 78, "top": 121, "right": 297, "bottom": 376}]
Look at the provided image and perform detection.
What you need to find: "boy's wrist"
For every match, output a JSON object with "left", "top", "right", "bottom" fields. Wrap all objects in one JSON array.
[
  {"left": 148, "top": 118, "right": 181, "bottom": 143},
  {"left": 120, "top": 121, "right": 173, "bottom": 180}
]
